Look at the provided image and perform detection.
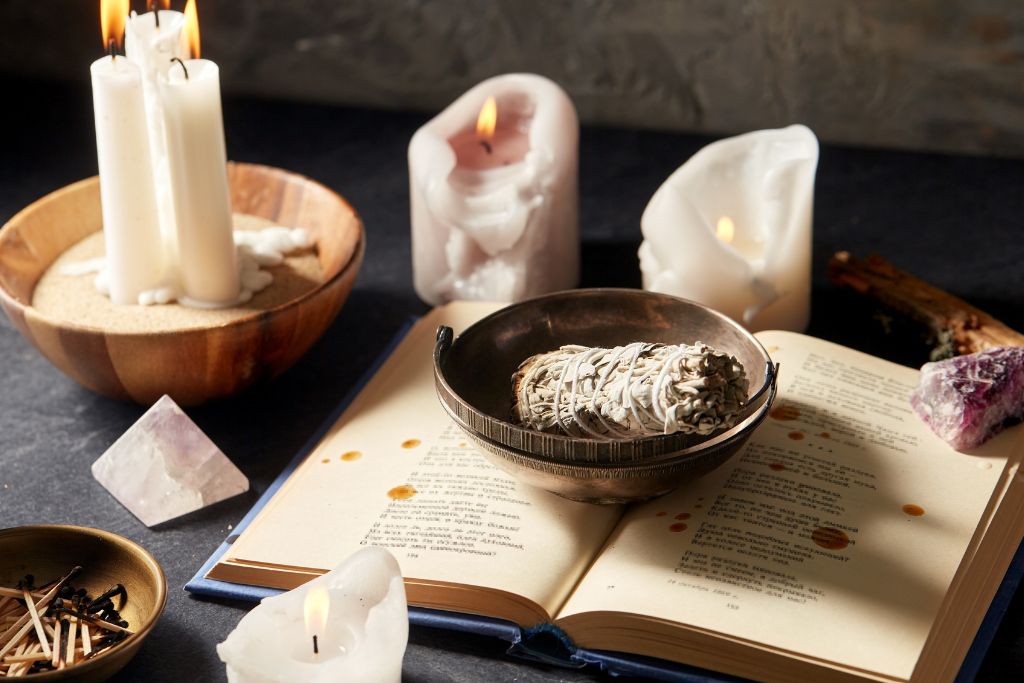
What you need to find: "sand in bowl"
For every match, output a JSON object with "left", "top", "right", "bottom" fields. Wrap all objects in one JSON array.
[{"left": 32, "top": 214, "right": 324, "bottom": 333}]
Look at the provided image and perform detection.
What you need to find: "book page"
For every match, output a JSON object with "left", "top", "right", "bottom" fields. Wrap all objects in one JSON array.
[
  {"left": 557, "top": 331, "right": 1013, "bottom": 681},
  {"left": 214, "top": 302, "right": 622, "bottom": 622}
]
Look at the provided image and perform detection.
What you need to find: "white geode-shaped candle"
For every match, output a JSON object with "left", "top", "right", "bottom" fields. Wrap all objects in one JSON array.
[
  {"left": 638, "top": 125, "right": 819, "bottom": 332},
  {"left": 218, "top": 547, "right": 408, "bottom": 683},
  {"left": 409, "top": 73, "right": 579, "bottom": 305}
]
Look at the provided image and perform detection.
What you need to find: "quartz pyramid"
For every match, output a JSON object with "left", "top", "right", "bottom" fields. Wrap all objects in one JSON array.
[{"left": 92, "top": 395, "right": 249, "bottom": 526}]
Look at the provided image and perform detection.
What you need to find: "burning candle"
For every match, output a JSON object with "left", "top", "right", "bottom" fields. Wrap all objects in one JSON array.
[
  {"left": 157, "top": 0, "right": 240, "bottom": 307},
  {"left": 90, "top": 0, "right": 165, "bottom": 305},
  {"left": 409, "top": 73, "right": 579, "bottom": 305},
  {"left": 217, "top": 547, "right": 408, "bottom": 683},
  {"left": 125, "top": 0, "right": 188, "bottom": 266},
  {"left": 638, "top": 125, "right": 819, "bottom": 332}
]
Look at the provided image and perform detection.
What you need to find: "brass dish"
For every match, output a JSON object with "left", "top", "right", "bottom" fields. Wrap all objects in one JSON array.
[
  {"left": 434, "top": 289, "right": 777, "bottom": 503},
  {"left": 0, "top": 525, "right": 166, "bottom": 682}
]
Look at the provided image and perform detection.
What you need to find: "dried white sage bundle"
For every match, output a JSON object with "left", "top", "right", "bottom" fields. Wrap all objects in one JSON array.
[{"left": 512, "top": 342, "right": 748, "bottom": 439}]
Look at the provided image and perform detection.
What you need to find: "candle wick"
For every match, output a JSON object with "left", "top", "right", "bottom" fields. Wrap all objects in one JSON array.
[
  {"left": 312, "top": 634, "right": 319, "bottom": 655},
  {"left": 479, "top": 140, "right": 493, "bottom": 155},
  {"left": 170, "top": 57, "right": 189, "bottom": 80},
  {"left": 152, "top": 0, "right": 161, "bottom": 28},
  {"left": 107, "top": 38, "right": 116, "bottom": 61}
]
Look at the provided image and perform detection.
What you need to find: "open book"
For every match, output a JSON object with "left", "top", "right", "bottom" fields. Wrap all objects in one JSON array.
[{"left": 202, "top": 302, "right": 1024, "bottom": 683}]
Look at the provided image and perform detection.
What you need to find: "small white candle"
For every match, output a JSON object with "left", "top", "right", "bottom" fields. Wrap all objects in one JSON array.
[
  {"left": 409, "top": 73, "right": 579, "bottom": 305},
  {"left": 158, "top": 0, "right": 240, "bottom": 307},
  {"left": 217, "top": 547, "right": 408, "bottom": 683},
  {"left": 90, "top": 0, "right": 165, "bottom": 305},
  {"left": 125, "top": 3, "right": 188, "bottom": 265},
  {"left": 638, "top": 125, "right": 819, "bottom": 332}
]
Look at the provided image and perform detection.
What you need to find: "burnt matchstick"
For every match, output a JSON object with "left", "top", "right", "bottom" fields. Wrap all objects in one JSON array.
[{"left": 86, "top": 584, "right": 126, "bottom": 611}]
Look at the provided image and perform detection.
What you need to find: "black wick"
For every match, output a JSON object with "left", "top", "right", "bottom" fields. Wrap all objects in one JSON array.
[
  {"left": 171, "top": 57, "right": 189, "bottom": 80},
  {"left": 150, "top": 0, "right": 160, "bottom": 27},
  {"left": 108, "top": 38, "right": 116, "bottom": 60},
  {"left": 479, "top": 140, "right": 493, "bottom": 155},
  {"left": 313, "top": 634, "right": 319, "bottom": 655}
]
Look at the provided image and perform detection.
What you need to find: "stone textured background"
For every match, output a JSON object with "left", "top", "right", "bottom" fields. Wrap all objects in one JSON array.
[{"left": 4, "top": 0, "right": 1024, "bottom": 157}]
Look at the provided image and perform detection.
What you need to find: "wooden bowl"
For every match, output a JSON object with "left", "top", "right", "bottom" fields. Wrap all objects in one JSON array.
[
  {"left": 0, "top": 163, "right": 364, "bottom": 406},
  {"left": 0, "top": 525, "right": 166, "bottom": 682}
]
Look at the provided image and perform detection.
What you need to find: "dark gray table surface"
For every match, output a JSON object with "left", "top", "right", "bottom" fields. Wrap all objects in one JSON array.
[{"left": 2, "top": 74, "right": 1024, "bottom": 682}]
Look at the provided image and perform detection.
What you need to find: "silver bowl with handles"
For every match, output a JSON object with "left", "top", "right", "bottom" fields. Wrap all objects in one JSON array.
[{"left": 433, "top": 289, "right": 778, "bottom": 504}]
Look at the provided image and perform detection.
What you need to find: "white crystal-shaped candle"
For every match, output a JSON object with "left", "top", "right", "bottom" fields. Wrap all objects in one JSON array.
[
  {"left": 409, "top": 73, "right": 579, "bottom": 305},
  {"left": 638, "top": 125, "right": 819, "bottom": 332},
  {"left": 218, "top": 547, "right": 408, "bottom": 683},
  {"left": 92, "top": 395, "right": 248, "bottom": 526}
]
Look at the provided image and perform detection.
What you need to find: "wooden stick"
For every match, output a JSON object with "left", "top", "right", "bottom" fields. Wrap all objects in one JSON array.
[
  {"left": 827, "top": 251, "right": 1024, "bottom": 357},
  {"left": 80, "top": 622, "right": 91, "bottom": 656},
  {"left": 49, "top": 620, "right": 60, "bottom": 668},
  {"left": 0, "top": 567, "right": 79, "bottom": 648},
  {"left": 0, "top": 589, "right": 44, "bottom": 601},
  {"left": 66, "top": 618, "right": 77, "bottom": 665},
  {"left": 0, "top": 623, "right": 31, "bottom": 661},
  {"left": 2, "top": 651, "right": 48, "bottom": 664},
  {"left": 21, "top": 591, "right": 50, "bottom": 661}
]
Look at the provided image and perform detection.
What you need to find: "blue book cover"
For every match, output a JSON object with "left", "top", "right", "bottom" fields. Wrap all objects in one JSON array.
[{"left": 186, "top": 318, "right": 1024, "bottom": 682}]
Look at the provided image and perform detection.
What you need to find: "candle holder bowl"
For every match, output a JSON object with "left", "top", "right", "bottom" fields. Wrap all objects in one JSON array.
[
  {"left": 434, "top": 289, "right": 778, "bottom": 504},
  {"left": 0, "top": 162, "right": 364, "bottom": 406},
  {"left": 0, "top": 524, "right": 166, "bottom": 682}
]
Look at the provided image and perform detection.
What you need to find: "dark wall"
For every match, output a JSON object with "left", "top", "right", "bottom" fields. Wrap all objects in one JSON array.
[{"left": 4, "top": 0, "right": 1024, "bottom": 157}]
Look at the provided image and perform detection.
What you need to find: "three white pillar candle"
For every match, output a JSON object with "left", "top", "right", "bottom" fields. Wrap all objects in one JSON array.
[{"left": 90, "top": 1, "right": 240, "bottom": 308}]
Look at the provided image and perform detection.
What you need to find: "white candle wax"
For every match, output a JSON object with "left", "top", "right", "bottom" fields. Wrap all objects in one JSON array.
[
  {"left": 159, "top": 59, "right": 240, "bottom": 306},
  {"left": 217, "top": 547, "right": 408, "bottom": 683},
  {"left": 90, "top": 55, "right": 165, "bottom": 305},
  {"left": 125, "top": 9, "right": 188, "bottom": 265},
  {"left": 409, "top": 73, "right": 579, "bottom": 305},
  {"left": 638, "top": 125, "right": 819, "bottom": 332}
]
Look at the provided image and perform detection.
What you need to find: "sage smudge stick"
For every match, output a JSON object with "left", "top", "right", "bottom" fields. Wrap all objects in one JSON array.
[{"left": 513, "top": 342, "right": 748, "bottom": 439}]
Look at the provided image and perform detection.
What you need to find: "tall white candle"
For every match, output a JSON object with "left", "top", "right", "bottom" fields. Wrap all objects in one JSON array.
[
  {"left": 159, "top": 57, "right": 240, "bottom": 306},
  {"left": 90, "top": 54, "right": 165, "bottom": 305},
  {"left": 409, "top": 73, "right": 578, "bottom": 305},
  {"left": 638, "top": 125, "right": 819, "bottom": 332},
  {"left": 125, "top": 7, "right": 188, "bottom": 266}
]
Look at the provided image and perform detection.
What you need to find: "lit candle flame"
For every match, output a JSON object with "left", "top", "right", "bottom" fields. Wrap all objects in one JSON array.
[
  {"left": 184, "top": 0, "right": 201, "bottom": 59},
  {"left": 99, "top": 0, "right": 130, "bottom": 52},
  {"left": 715, "top": 216, "right": 735, "bottom": 244},
  {"left": 476, "top": 96, "right": 497, "bottom": 140},
  {"left": 304, "top": 586, "right": 329, "bottom": 647}
]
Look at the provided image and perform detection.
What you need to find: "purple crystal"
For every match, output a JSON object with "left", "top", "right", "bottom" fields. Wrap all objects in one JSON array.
[{"left": 911, "top": 347, "right": 1024, "bottom": 450}]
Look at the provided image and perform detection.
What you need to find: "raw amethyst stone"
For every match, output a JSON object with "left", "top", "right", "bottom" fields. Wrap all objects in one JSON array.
[{"left": 911, "top": 347, "right": 1024, "bottom": 450}]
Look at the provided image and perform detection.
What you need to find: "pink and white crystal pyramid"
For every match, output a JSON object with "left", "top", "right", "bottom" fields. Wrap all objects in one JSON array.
[{"left": 92, "top": 395, "right": 249, "bottom": 527}]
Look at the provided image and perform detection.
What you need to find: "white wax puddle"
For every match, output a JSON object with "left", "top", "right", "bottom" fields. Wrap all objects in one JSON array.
[{"left": 62, "top": 226, "right": 312, "bottom": 308}]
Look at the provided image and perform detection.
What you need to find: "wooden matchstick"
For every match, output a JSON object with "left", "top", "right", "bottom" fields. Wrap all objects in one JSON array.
[
  {"left": 0, "top": 588, "right": 45, "bottom": 601},
  {"left": 3, "top": 651, "right": 49, "bottom": 664},
  {"left": 0, "top": 566, "right": 80, "bottom": 648},
  {"left": 81, "top": 622, "right": 91, "bottom": 656},
  {"left": 0, "top": 622, "right": 33, "bottom": 660},
  {"left": 66, "top": 618, "right": 77, "bottom": 665},
  {"left": 22, "top": 589, "right": 50, "bottom": 660}
]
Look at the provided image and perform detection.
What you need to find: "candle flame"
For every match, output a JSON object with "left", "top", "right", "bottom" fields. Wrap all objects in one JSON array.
[
  {"left": 476, "top": 96, "right": 497, "bottom": 140},
  {"left": 715, "top": 216, "right": 735, "bottom": 244},
  {"left": 184, "top": 0, "right": 201, "bottom": 59},
  {"left": 99, "top": 0, "right": 130, "bottom": 52},
  {"left": 304, "top": 586, "right": 329, "bottom": 639}
]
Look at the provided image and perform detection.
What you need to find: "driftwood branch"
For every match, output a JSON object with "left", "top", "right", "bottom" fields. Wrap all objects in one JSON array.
[{"left": 827, "top": 251, "right": 1024, "bottom": 357}]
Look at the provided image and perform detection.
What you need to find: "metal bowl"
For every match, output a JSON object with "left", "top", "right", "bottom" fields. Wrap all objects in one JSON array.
[
  {"left": 433, "top": 289, "right": 777, "bottom": 504},
  {"left": 0, "top": 525, "right": 166, "bottom": 682}
]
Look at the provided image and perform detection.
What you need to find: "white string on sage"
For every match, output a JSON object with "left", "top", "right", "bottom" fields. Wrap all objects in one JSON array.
[{"left": 512, "top": 342, "right": 748, "bottom": 439}]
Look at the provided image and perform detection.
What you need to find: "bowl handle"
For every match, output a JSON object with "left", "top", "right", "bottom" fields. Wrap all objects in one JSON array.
[{"left": 434, "top": 325, "right": 454, "bottom": 368}]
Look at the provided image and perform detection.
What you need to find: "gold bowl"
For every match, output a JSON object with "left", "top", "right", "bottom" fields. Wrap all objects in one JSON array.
[
  {"left": 0, "top": 525, "right": 166, "bottom": 682},
  {"left": 0, "top": 162, "right": 364, "bottom": 406},
  {"left": 433, "top": 289, "right": 777, "bottom": 503}
]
